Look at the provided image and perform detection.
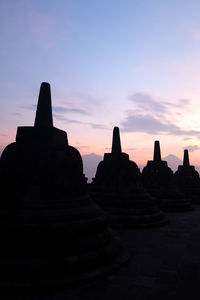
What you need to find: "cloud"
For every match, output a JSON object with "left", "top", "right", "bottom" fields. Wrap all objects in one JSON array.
[
  {"left": 121, "top": 113, "right": 200, "bottom": 136},
  {"left": 53, "top": 114, "right": 82, "bottom": 124},
  {"left": 52, "top": 106, "right": 90, "bottom": 115},
  {"left": 121, "top": 114, "right": 165, "bottom": 134},
  {"left": 185, "top": 145, "right": 200, "bottom": 152},
  {"left": 183, "top": 137, "right": 192, "bottom": 141},
  {"left": 121, "top": 92, "right": 197, "bottom": 137},
  {"left": 178, "top": 99, "right": 190, "bottom": 107},
  {"left": 129, "top": 93, "right": 166, "bottom": 114},
  {"left": 129, "top": 93, "right": 190, "bottom": 115},
  {"left": 90, "top": 124, "right": 108, "bottom": 129},
  {"left": 21, "top": 104, "right": 89, "bottom": 115},
  {"left": 12, "top": 112, "right": 22, "bottom": 116},
  {"left": 53, "top": 114, "right": 108, "bottom": 130}
]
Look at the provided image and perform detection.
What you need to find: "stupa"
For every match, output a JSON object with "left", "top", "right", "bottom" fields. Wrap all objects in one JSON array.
[
  {"left": 174, "top": 150, "right": 200, "bottom": 203},
  {"left": 0, "top": 83, "right": 128, "bottom": 292},
  {"left": 142, "top": 141, "right": 192, "bottom": 212},
  {"left": 91, "top": 127, "right": 167, "bottom": 228}
]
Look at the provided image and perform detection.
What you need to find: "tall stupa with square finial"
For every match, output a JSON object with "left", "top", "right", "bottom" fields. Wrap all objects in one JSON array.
[{"left": 0, "top": 83, "right": 128, "bottom": 293}]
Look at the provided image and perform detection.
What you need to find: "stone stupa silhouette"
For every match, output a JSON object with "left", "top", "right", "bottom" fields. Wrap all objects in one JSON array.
[
  {"left": 174, "top": 149, "right": 200, "bottom": 203},
  {"left": 142, "top": 141, "right": 192, "bottom": 212},
  {"left": 91, "top": 127, "right": 167, "bottom": 228},
  {"left": 0, "top": 83, "right": 128, "bottom": 292}
]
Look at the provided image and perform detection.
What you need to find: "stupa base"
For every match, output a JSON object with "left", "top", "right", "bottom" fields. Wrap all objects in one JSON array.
[
  {"left": 160, "top": 199, "right": 193, "bottom": 212},
  {"left": 0, "top": 201, "right": 129, "bottom": 294},
  {"left": 100, "top": 207, "right": 168, "bottom": 229}
]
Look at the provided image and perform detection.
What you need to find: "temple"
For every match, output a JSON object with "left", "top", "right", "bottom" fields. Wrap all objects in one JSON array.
[
  {"left": 142, "top": 141, "right": 192, "bottom": 212},
  {"left": 174, "top": 149, "right": 200, "bottom": 203},
  {"left": 91, "top": 127, "right": 167, "bottom": 228},
  {"left": 0, "top": 83, "right": 128, "bottom": 292}
]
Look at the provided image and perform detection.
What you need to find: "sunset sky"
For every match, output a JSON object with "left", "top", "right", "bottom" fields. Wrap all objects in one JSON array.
[{"left": 1, "top": 0, "right": 200, "bottom": 170}]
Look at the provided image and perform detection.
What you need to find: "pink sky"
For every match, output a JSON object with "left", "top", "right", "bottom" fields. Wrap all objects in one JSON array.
[{"left": 1, "top": 1, "right": 200, "bottom": 170}]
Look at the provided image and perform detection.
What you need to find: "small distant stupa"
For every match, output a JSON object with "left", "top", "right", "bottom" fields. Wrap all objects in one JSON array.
[
  {"left": 0, "top": 83, "right": 128, "bottom": 292},
  {"left": 142, "top": 141, "right": 192, "bottom": 212},
  {"left": 174, "top": 149, "right": 200, "bottom": 203},
  {"left": 91, "top": 127, "right": 167, "bottom": 228}
]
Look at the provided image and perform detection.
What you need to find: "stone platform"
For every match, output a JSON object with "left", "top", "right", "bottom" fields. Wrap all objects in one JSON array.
[{"left": 3, "top": 206, "right": 200, "bottom": 299}]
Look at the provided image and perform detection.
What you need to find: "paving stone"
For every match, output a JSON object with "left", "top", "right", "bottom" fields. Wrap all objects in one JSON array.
[{"left": 3, "top": 201, "right": 200, "bottom": 299}]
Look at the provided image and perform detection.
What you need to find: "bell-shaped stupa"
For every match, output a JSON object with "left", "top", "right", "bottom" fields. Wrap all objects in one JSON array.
[
  {"left": 174, "top": 150, "right": 200, "bottom": 203},
  {"left": 0, "top": 83, "right": 128, "bottom": 292},
  {"left": 91, "top": 127, "right": 167, "bottom": 228},
  {"left": 142, "top": 141, "right": 192, "bottom": 212}
]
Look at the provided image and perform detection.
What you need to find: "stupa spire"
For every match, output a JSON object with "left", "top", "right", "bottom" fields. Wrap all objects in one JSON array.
[
  {"left": 34, "top": 82, "right": 53, "bottom": 127},
  {"left": 153, "top": 140, "right": 161, "bottom": 162},
  {"left": 111, "top": 127, "right": 122, "bottom": 154},
  {"left": 183, "top": 149, "right": 190, "bottom": 167}
]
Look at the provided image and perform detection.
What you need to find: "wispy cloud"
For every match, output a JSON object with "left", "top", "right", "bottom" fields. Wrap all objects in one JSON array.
[
  {"left": 90, "top": 124, "right": 107, "bottom": 129},
  {"left": 121, "top": 114, "right": 200, "bottom": 136},
  {"left": 54, "top": 114, "right": 108, "bottom": 130},
  {"left": 22, "top": 100, "right": 107, "bottom": 130},
  {"left": 185, "top": 145, "right": 200, "bottom": 152},
  {"left": 53, "top": 106, "right": 90, "bottom": 115},
  {"left": 121, "top": 92, "right": 199, "bottom": 137},
  {"left": 129, "top": 93, "right": 167, "bottom": 113},
  {"left": 129, "top": 93, "right": 190, "bottom": 115},
  {"left": 53, "top": 114, "right": 82, "bottom": 124},
  {"left": 21, "top": 104, "right": 90, "bottom": 115},
  {"left": 183, "top": 137, "right": 192, "bottom": 141},
  {"left": 12, "top": 112, "right": 23, "bottom": 116}
]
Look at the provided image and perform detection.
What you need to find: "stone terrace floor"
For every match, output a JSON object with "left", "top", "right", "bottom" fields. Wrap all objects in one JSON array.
[{"left": 4, "top": 205, "right": 200, "bottom": 300}]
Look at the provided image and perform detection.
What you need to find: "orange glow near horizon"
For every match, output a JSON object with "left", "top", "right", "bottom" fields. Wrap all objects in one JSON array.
[{"left": 1, "top": 126, "right": 200, "bottom": 168}]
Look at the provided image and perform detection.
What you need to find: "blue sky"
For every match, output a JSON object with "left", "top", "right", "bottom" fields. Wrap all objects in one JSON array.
[{"left": 1, "top": 0, "right": 200, "bottom": 169}]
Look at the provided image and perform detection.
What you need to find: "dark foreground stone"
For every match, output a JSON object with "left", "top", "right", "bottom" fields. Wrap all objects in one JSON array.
[{"left": 2, "top": 206, "right": 200, "bottom": 299}]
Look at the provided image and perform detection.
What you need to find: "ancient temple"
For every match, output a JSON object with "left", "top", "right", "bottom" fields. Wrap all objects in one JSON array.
[
  {"left": 174, "top": 149, "right": 200, "bottom": 203},
  {"left": 0, "top": 83, "right": 128, "bottom": 292},
  {"left": 142, "top": 141, "right": 192, "bottom": 212},
  {"left": 91, "top": 127, "right": 167, "bottom": 228}
]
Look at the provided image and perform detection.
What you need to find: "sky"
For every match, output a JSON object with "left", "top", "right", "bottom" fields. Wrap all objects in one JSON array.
[{"left": 1, "top": 0, "right": 200, "bottom": 173}]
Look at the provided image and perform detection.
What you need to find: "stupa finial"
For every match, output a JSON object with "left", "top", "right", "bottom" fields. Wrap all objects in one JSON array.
[
  {"left": 153, "top": 140, "right": 161, "bottom": 162},
  {"left": 111, "top": 127, "right": 122, "bottom": 154},
  {"left": 34, "top": 82, "right": 53, "bottom": 127},
  {"left": 183, "top": 149, "right": 190, "bottom": 167}
]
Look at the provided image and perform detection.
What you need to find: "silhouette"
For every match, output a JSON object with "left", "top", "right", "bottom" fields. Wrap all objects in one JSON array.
[
  {"left": 91, "top": 127, "right": 167, "bottom": 228},
  {"left": 142, "top": 141, "right": 192, "bottom": 212},
  {"left": 174, "top": 149, "right": 200, "bottom": 203},
  {"left": 0, "top": 83, "right": 128, "bottom": 291}
]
